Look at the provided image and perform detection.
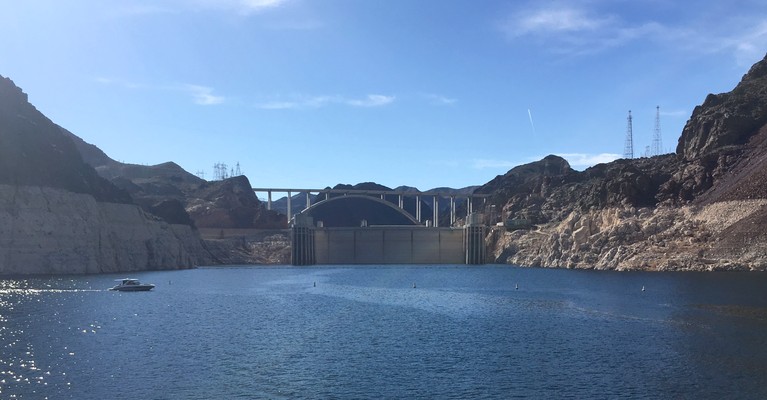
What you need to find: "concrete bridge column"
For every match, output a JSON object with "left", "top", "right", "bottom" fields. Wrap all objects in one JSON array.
[
  {"left": 450, "top": 196, "right": 455, "bottom": 226},
  {"left": 267, "top": 191, "right": 272, "bottom": 210},
  {"left": 398, "top": 195, "right": 403, "bottom": 209},
  {"left": 287, "top": 191, "right": 292, "bottom": 224},
  {"left": 416, "top": 195, "right": 421, "bottom": 223},
  {"left": 433, "top": 196, "right": 439, "bottom": 227},
  {"left": 306, "top": 192, "right": 311, "bottom": 210}
]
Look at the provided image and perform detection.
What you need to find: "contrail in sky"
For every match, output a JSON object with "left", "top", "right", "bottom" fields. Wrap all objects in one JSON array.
[{"left": 528, "top": 108, "right": 536, "bottom": 135}]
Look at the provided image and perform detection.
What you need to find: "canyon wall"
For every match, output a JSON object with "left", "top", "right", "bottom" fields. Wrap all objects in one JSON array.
[
  {"left": 0, "top": 184, "right": 210, "bottom": 274},
  {"left": 484, "top": 53, "right": 767, "bottom": 271}
]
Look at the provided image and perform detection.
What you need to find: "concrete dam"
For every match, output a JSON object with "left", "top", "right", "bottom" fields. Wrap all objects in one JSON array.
[{"left": 254, "top": 188, "right": 489, "bottom": 266}]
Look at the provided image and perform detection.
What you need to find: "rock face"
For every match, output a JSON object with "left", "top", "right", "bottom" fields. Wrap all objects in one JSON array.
[
  {"left": 479, "top": 154, "right": 680, "bottom": 223},
  {"left": 64, "top": 127, "right": 287, "bottom": 264},
  {"left": 677, "top": 58, "right": 767, "bottom": 160},
  {"left": 0, "top": 77, "right": 130, "bottom": 203},
  {"left": 186, "top": 176, "right": 284, "bottom": 229},
  {"left": 0, "top": 75, "right": 211, "bottom": 275},
  {"left": 202, "top": 231, "right": 291, "bottom": 265},
  {"left": 0, "top": 185, "right": 210, "bottom": 274},
  {"left": 490, "top": 200, "right": 767, "bottom": 271},
  {"left": 484, "top": 53, "right": 767, "bottom": 271},
  {"left": 65, "top": 131, "right": 285, "bottom": 230}
]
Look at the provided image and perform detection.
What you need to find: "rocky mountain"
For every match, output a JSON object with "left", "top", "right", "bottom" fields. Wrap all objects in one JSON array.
[
  {"left": 677, "top": 57, "right": 767, "bottom": 161},
  {"left": 483, "top": 53, "right": 767, "bottom": 271},
  {"left": 0, "top": 76, "right": 211, "bottom": 274},
  {"left": 0, "top": 78, "right": 130, "bottom": 203},
  {"left": 64, "top": 131, "right": 285, "bottom": 230}
]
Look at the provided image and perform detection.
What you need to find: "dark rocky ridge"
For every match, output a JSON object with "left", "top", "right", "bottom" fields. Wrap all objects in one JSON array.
[
  {"left": 677, "top": 58, "right": 767, "bottom": 160},
  {"left": 65, "top": 131, "right": 284, "bottom": 230},
  {"left": 483, "top": 53, "right": 767, "bottom": 271},
  {"left": 62, "top": 112, "right": 287, "bottom": 264},
  {"left": 0, "top": 75, "right": 210, "bottom": 274},
  {"left": 478, "top": 154, "right": 681, "bottom": 223},
  {"left": 0, "top": 77, "right": 130, "bottom": 204}
]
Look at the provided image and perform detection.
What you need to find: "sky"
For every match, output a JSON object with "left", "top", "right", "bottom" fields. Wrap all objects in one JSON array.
[{"left": 1, "top": 0, "right": 766, "bottom": 191}]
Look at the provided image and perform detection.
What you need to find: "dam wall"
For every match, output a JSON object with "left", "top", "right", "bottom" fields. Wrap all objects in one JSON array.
[{"left": 312, "top": 226, "right": 468, "bottom": 265}]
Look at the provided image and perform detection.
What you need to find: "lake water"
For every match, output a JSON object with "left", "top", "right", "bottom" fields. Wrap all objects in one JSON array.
[{"left": 1, "top": 265, "right": 767, "bottom": 399}]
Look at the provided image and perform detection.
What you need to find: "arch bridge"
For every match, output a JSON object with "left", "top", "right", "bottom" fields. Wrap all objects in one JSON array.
[
  {"left": 252, "top": 187, "right": 490, "bottom": 227},
  {"left": 252, "top": 187, "right": 491, "bottom": 266}
]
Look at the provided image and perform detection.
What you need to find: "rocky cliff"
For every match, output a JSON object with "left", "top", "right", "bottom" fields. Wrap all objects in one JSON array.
[
  {"left": 204, "top": 52, "right": 767, "bottom": 269},
  {"left": 65, "top": 131, "right": 285, "bottom": 230},
  {"left": 67, "top": 135, "right": 288, "bottom": 264},
  {"left": 677, "top": 57, "right": 767, "bottom": 160},
  {"left": 0, "top": 77, "right": 130, "bottom": 203},
  {"left": 0, "top": 185, "right": 210, "bottom": 274},
  {"left": 0, "top": 75, "right": 211, "bottom": 275},
  {"left": 484, "top": 53, "right": 767, "bottom": 271}
]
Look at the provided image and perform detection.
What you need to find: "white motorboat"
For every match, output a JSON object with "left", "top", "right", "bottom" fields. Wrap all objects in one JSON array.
[{"left": 110, "top": 278, "right": 155, "bottom": 292}]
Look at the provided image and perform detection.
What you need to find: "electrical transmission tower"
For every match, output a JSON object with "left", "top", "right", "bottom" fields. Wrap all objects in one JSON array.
[
  {"left": 213, "top": 162, "right": 229, "bottom": 180},
  {"left": 623, "top": 110, "right": 634, "bottom": 159},
  {"left": 651, "top": 106, "right": 663, "bottom": 156},
  {"left": 235, "top": 162, "right": 241, "bottom": 176}
]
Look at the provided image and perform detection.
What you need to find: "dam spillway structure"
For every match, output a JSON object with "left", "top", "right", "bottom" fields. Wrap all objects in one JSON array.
[{"left": 260, "top": 188, "right": 489, "bottom": 266}]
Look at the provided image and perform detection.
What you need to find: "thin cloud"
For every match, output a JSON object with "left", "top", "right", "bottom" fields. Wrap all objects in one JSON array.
[
  {"left": 97, "top": 78, "right": 225, "bottom": 105},
  {"left": 192, "top": 0, "right": 289, "bottom": 15},
  {"left": 500, "top": 3, "right": 767, "bottom": 63},
  {"left": 346, "top": 94, "right": 395, "bottom": 107},
  {"left": 557, "top": 152, "right": 620, "bottom": 168},
  {"left": 255, "top": 94, "right": 395, "bottom": 109},
  {"left": 685, "top": 20, "right": 767, "bottom": 67},
  {"left": 255, "top": 101, "right": 301, "bottom": 110},
  {"left": 240, "top": 0, "right": 287, "bottom": 11},
  {"left": 111, "top": 0, "right": 289, "bottom": 17},
  {"left": 422, "top": 93, "right": 458, "bottom": 106},
  {"left": 506, "top": 7, "right": 614, "bottom": 37},
  {"left": 183, "top": 84, "right": 225, "bottom": 105},
  {"left": 254, "top": 95, "right": 332, "bottom": 110},
  {"left": 500, "top": 5, "right": 667, "bottom": 55}
]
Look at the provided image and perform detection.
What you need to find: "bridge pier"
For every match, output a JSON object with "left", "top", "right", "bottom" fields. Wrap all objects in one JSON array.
[
  {"left": 450, "top": 196, "right": 456, "bottom": 226},
  {"left": 416, "top": 195, "right": 421, "bottom": 222}
]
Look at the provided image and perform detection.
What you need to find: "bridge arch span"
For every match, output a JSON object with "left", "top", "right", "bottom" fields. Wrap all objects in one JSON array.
[{"left": 296, "top": 195, "right": 419, "bottom": 227}]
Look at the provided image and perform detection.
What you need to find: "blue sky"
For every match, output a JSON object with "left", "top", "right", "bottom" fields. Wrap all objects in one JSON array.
[{"left": 1, "top": 0, "right": 766, "bottom": 190}]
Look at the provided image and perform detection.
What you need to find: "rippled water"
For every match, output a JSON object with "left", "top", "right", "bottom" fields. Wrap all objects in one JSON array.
[{"left": 2, "top": 265, "right": 767, "bottom": 399}]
